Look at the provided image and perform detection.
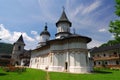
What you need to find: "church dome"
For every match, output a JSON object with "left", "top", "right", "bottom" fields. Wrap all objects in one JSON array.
[{"left": 40, "top": 25, "right": 50, "bottom": 37}]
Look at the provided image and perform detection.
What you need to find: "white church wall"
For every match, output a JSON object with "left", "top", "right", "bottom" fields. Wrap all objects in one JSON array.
[
  {"left": 50, "top": 44, "right": 63, "bottom": 51},
  {"left": 40, "top": 35, "right": 49, "bottom": 42},
  {"left": 69, "top": 52, "right": 90, "bottom": 73},
  {"left": 48, "top": 52, "right": 66, "bottom": 72}
]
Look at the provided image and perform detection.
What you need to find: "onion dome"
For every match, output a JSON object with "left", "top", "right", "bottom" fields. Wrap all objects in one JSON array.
[{"left": 40, "top": 24, "right": 50, "bottom": 37}]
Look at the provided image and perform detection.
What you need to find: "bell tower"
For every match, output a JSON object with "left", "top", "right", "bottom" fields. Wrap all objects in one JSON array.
[
  {"left": 55, "top": 8, "right": 72, "bottom": 39},
  {"left": 11, "top": 35, "right": 25, "bottom": 65}
]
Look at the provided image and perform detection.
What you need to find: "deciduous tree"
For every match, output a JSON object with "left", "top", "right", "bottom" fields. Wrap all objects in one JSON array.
[{"left": 109, "top": 0, "right": 120, "bottom": 42}]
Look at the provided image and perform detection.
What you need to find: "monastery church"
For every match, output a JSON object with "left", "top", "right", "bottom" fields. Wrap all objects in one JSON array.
[{"left": 12, "top": 9, "right": 92, "bottom": 73}]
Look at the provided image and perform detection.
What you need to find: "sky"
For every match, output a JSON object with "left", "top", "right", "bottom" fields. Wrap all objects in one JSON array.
[{"left": 0, "top": 0, "right": 117, "bottom": 50}]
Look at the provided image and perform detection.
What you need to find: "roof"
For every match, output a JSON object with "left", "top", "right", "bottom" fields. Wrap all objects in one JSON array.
[
  {"left": 56, "top": 10, "right": 72, "bottom": 26},
  {"left": 90, "top": 44, "right": 120, "bottom": 53},
  {"left": 55, "top": 32, "right": 72, "bottom": 37},
  {"left": 55, "top": 34, "right": 91, "bottom": 43},
  {"left": 32, "top": 33, "right": 91, "bottom": 52},
  {"left": 40, "top": 25, "right": 50, "bottom": 36},
  {"left": 17, "top": 35, "right": 25, "bottom": 43}
]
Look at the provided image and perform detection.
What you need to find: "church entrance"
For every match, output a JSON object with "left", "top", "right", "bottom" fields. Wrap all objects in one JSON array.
[{"left": 65, "top": 62, "right": 68, "bottom": 71}]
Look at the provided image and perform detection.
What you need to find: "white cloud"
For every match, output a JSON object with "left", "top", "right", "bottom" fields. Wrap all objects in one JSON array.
[
  {"left": 66, "top": 0, "right": 104, "bottom": 31},
  {"left": 0, "top": 24, "right": 38, "bottom": 50},
  {"left": 23, "top": 33, "right": 35, "bottom": 42},
  {"left": 98, "top": 28, "right": 107, "bottom": 32},
  {"left": 31, "top": 31, "right": 38, "bottom": 35},
  {"left": 87, "top": 39, "right": 103, "bottom": 49},
  {"left": 82, "top": 0, "right": 101, "bottom": 15},
  {"left": 37, "top": 0, "right": 58, "bottom": 23},
  {"left": 31, "top": 30, "right": 40, "bottom": 41},
  {"left": 0, "top": 24, "right": 11, "bottom": 40}
]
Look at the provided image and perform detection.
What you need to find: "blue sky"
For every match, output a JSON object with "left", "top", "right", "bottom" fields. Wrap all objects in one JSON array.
[{"left": 0, "top": 0, "right": 117, "bottom": 49}]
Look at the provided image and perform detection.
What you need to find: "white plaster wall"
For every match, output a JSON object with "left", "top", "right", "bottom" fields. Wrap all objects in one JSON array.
[
  {"left": 69, "top": 53, "right": 90, "bottom": 73},
  {"left": 57, "top": 23, "right": 70, "bottom": 33},
  {"left": 40, "top": 34, "right": 49, "bottom": 42},
  {"left": 49, "top": 53, "right": 66, "bottom": 72}
]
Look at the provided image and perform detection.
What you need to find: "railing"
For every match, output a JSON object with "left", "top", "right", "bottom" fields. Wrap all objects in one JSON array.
[
  {"left": 93, "top": 55, "right": 120, "bottom": 61},
  {"left": 94, "top": 65, "right": 120, "bottom": 68}
]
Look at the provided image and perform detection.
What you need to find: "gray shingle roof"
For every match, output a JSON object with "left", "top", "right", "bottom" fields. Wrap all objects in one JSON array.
[
  {"left": 56, "top": 10, "right": 71, "bottom": 26},
  {"left": 17, "top": 35, "right": 25, "bottom": 43},
  {"left": 90, "top": 44, "right": 120, "bottom": 53}
]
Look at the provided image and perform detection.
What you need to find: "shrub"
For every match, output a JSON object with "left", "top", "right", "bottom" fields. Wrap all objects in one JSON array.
[{"left": 2, "top": 66, "right": 26, "bottom": 73}]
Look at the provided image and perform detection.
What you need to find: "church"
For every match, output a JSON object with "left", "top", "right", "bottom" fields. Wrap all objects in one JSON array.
[{"left": 29, "top": 9, "right": 92, "bottom": 73}]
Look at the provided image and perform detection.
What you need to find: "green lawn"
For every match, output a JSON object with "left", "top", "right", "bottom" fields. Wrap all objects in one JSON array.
[
  {"left": 49, "top": 69, "right": 120, "bottom": 80},
  {"left": 0, "top": 67, "right": 120, "bottom": 80},
  {"left": 0, "top": 68, "right": 46, "bottom": 80}
]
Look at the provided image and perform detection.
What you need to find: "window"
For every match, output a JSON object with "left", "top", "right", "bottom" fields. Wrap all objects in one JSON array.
[
  {"left": 116, "top": 61, "right": 119, "bottom": 65},
  {"left": 105, "top": 61, "right": 107, "bottom": 65},
  {"left": 98, "top": 62, "right": 101, "bottom": 65},
  {"left": 94, "top": 62, "right": 96, "bottom": 65},
  {"left": 18, "top": 46, "right": 21, "bottom": 51},
  {"left": 103, "top": 54, "right": 106, "bottom": 57},
  {"left": 114, "top": 52, "right": 117, "bottom": 55},
  {"left": 97, "top": 54, "right": 99, "bottom": 57}
]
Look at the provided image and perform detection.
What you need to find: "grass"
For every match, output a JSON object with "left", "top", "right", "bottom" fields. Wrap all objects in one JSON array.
[
  {"left": 0, "top": 67, "right": 46, "bottom": 80},
  {"left": 0, "top": 67, "right": 120, "bottom": 80},
  {"left": 49, "top": 69, "right": 120, "bottom": 80}
]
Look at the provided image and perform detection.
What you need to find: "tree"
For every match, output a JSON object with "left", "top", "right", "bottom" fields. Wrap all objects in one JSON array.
[
  {"left": 109, "top": 0, "right": 120, "bottom": 42},
  {"left": 115, "top": 0, "right": 120, "bottom": 16}
]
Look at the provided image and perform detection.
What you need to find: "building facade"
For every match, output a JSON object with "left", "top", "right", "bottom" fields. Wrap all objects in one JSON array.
[
  {"left": 29, "top": 10, "right": 92, "bottom": 73},
  {"left": 90, "top": 44, "right": 120, "bottom": 68}
]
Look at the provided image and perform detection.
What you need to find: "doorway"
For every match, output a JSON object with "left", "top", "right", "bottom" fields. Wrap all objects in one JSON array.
[{"left": 65, "top": 62, "right": 68, "bottom": 71}]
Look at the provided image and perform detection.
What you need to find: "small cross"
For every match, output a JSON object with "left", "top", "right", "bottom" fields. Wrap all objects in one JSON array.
[
  {"left": 62, "top": 6, "right": 65, "bottom": 11},
  {"left": 45, "top": 22, "right": 47, "bottom": 30},
  {"left": 45, "top": 22, "right": 47, "bottom": 26}
]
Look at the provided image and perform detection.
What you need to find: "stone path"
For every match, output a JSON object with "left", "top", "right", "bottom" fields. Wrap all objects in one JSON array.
[{"left": 46, "top": 71, "right": 50, "bottom": 80}]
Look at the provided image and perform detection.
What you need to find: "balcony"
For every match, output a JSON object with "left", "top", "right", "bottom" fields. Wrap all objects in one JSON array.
[{"left": 93, "top": 54, "right": 120, "bottom": 61}]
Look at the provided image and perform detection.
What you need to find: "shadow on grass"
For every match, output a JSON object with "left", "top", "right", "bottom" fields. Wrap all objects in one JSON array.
[
  {"left": 0, "top": 73, "right": 8, "bottom": 76},
  {"left": 93, "top": 70, "right": 112, "bottom": 74}
]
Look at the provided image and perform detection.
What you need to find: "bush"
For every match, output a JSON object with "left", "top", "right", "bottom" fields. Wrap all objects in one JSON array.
[{"left": 2, "top": 66, "right": 26, "bottom": 73}]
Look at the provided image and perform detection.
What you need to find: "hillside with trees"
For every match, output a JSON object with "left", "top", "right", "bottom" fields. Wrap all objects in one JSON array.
[{"left": 0, "top": 42, "right": 13, "bottom": 54}]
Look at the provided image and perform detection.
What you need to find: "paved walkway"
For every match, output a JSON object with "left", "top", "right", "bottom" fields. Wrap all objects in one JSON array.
[{"left": 46, "top": 71, "right": 50, "bottom": 80}]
